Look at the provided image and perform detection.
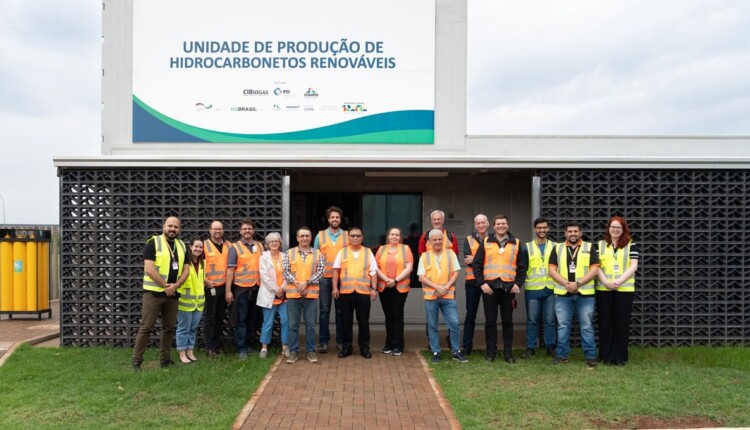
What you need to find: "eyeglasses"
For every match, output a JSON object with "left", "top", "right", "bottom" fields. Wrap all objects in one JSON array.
[{"left": 349, "top": 234, "right": 363, "bottom": 238}]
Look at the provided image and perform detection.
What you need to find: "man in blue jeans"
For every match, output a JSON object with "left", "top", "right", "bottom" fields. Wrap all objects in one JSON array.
[
  {"left": 521, "top": 218, "right": 557, "bottom": 358},
  {"left": 548, "top": 221, "right": 600, "bottom": 367},
  {"left": 314, "top": 206, "right": 347, "bottom": 353},
  {"left": 418, "top": 229, "right": 468, "bottom": 363},
  {"left": 461, "top": 214, "right": 490, "bottom": 355}
]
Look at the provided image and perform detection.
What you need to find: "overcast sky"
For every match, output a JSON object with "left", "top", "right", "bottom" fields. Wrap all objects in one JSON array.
[{"left": 1, "top": 0, "right": 748, "bottom": 224}]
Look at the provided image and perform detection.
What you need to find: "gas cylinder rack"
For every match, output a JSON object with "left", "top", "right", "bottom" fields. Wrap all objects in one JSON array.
[{"left": 0, "top": 228, "right": 52, "bottom": 319}]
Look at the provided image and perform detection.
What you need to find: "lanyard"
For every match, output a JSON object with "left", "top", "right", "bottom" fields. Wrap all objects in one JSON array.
[{"left": 566, "top": 245, "right": 580, "bottom": 263}]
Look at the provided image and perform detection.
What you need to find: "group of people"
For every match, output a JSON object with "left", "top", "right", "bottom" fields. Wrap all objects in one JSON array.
[{"left": 131, "top": 208, "right": 638, "bottom": 370}]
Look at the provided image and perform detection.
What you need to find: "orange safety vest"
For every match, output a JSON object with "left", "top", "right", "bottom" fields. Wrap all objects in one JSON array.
[
  {"left": 465, "top": 235, "right": 481, "bottom": 280},
  {"left": 482, "top": 237, "right": 519, "bottom": 282},
  {"left": 338, "top": 247, "right": 373, "bottom": 295},
  {"left": 271, "top": 254, "right": 285, "bottom": 305},
  {"left": 420, "top": 249, "right": 457, "bottom": 300},
  {"left": 317, "top": 229, "right": 348, "bottom": 278},
  {"left": 286, "top": 247, "right": 321, "bottom": 299},
  {"left": 231, "top": 241, "right": 264, "bottom": 287},
  {"left": 375, "top": 244, "right": 411, "bottom": 293},
  {"left": 203, "top": 240, "right": 229, "bottom": 286}
]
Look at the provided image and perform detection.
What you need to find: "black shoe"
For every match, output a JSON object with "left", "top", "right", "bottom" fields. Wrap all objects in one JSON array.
[
  {"left": 338, "top": 349, "right": 352, "bottom": 358},
  {"left": 552, "top": 356, "right": 569, "bottom": 365},
  {"left": 545, "top": 346, "right": 555, "bottom": 357},
  {"left": 318, "top": 344, "right": 328, "bottom": 354},
  {"left": 360, "top": 349, "right": 372, "bottom": 359},
  {"left": 132, "top": 361, "right": 142, "bottom": 371},
  {"left": 431, "top": 353, "right": 441, "bottom": 363},
  {"left": 504, "top": 354, "right": 516, "bottom": 363},
  {"left": 586, "top": 359, "right": 598, "bottom": 368},
  {"left": 485, "top": 354, "right": 496, "bottom": 362},
  {"left": 521, "top": 349, "right": 535, "bottom": 359},
  {"left": 160, "top": 359, "right": 176, "bottom": 368}
]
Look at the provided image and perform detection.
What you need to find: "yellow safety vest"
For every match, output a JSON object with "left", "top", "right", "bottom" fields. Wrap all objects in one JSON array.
[
  {"left": 143, "top": 235, "right": 186, "bottom": 292},
  {"left": 178, "top": 261, "right": 205, "bottom": 311},
  {"left": 420, "top": 249, "right": 456, "bottom": 300},
  {"left": 553, "top": 241, "right": 595, "bottom": 296},
  {"left": 596, "top": 240, "right": 635, "bottom": 292},
  {"left": 338, "top": 247, "right": 373, "bottom": 295},
  {"left": 525, "top": 240, "right": 556, "bottom": 291}
]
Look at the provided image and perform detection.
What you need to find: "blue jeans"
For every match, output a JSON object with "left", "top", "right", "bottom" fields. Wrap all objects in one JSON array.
[
  {"left": 554, "top": 294, "right": 596, "bottom": 360},
  {"left": 260, "top": 302, "right": 289, "bottom": 346},
  {"left": 234, "top": 287, "right": 259, "bottom": 354},
  {"left": 176, "top": 309, "right": 203, "bottom": 350},
  {"left": 318, "top": 277, "right": 342, "bottom": 346},
  {"left": 525, "top": 288, "right": 556, "bottom": 349},
  {"left": 461, "top": 281, "right": 482, "bottom": 352},
  {"left": 287, "top": 298, "right": 317, "bottom": 353},
  {"left": 425, "top": 298, "right": 460, "bottom": 354}
]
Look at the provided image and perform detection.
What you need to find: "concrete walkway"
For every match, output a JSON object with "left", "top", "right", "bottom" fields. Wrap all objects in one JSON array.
[
  {"left": 0, "top": 300, "right": 59, "bottom": 366},
  {"left": 235, "top": 329, "right": 460, "bottom": 430}
]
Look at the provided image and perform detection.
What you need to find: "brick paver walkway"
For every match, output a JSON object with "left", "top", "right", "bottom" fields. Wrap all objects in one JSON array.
[
  {"left": 0, "top": 300, "right": 59, "bottom": 365},
  {"left": 237, "top": 348, "right": 458, "bottom": 430}
]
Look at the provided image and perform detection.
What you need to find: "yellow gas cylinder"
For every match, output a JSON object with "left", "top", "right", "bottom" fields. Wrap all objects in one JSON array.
[
  {"left": 13, "top": 241, "right": 27, "bottom": 311},
  {"left": 0, "top": 240, "right": 13, "bottom": 311},
  {"left": 39, "top": 242, "right": 49, "bottom": 308},
  {"left": 26, "top": 241, "right": 38, "bottom": 311}
]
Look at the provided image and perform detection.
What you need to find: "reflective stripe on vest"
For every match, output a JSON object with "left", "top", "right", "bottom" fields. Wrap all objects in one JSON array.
[
  {"left": 318, "top": 229, "right": 348, "bottom": 278},
  {"left": 143, "top": 235, "right": 186, "bottom": 292},
  {"left": 596, "top": 240, "right": 635, "bottom": 292},
  {"left": 421, "top": 249, "right": 456, "bottom": 300},
  {"left": 178, "top": 261, "right": 205, "bottom": 312},
  {"left": 286, "top": 248, "right": 320, "bottom": 299},
  {"left": 465, "top": 236, "right": 480, "bottom": 280},
  {"left": 203, "top": 240, "right": 228, "bottom": 286},
  {"left": 525, "top": 240, "right": 556, "bottom": 290},
  {"left": 554, "top": 242, "right": 594, "bottom": 296},
  {"left": 375, "top": 244, "right": 410, "bottom": 293},
  {"left": 339, "top": 247, "right": 372, "bottom": 295},
  {"left": 482, "top": 237, "right": 519, "bottom": 282},
  {"left": 232, "top": 241, "right": 263, "bottom": 287}
]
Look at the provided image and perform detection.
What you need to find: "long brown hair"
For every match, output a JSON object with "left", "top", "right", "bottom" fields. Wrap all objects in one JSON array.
[{"left": 603, "top": 216, "right": 631, "bottom": 246}]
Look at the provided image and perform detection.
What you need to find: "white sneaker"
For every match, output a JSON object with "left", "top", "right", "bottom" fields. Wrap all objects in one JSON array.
[
  {"left": 259, "top": 349, "right": 268, "bottom": 359},
  {"left": 282, "top": 345, "right": 290, "bottom": 357}
]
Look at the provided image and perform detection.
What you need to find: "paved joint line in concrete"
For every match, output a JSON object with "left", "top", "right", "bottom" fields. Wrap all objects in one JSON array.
[
  {"left": 232, "top": 354, "right": 284, "bottom": 430},
  {"left": 416, "top": 350, "right": 462, "bottom": 430}
]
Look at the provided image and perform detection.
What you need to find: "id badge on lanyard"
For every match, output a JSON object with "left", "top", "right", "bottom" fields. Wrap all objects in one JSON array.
[
  {"left": 569, "top": 263, "right": 576, "bottom": 273},
  {"left": 172, "top": 261, "right": 179, "bottom": 271}
]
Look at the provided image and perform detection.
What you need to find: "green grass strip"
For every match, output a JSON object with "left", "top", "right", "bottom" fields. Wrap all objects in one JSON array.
[{"left": 0, "top": 344, "right": 275, "bottom": 429}]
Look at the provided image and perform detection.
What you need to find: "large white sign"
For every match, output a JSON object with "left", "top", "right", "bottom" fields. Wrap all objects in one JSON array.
[{"left": 132, "top": 0, "right": 435, "bottom": 144}]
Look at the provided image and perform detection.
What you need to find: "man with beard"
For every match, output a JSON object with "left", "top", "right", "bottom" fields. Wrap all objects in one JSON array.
[
  {"left": 521, "top": 218, "right": 558, "bottom": 358},
  {"left": 203, "top": 220, "right": 229, "bottom": 357},
  {"left": 472, "top": 214, "right": 528, "bottom": 363},
  {"left": 548, "top": 221, "right": 600, "bottom": 367},
  {"left": 226, "top": 218, "right": 264, "bottom": 360},
  {"left": 132, "top": 216, "right": 190, "bottom": 370},
  {"left": 314, "top": 206, "right": 348, "bottom": 353}
]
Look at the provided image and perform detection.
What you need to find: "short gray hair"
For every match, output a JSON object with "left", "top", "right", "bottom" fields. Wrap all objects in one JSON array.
[
  {"left": 430, "top": 210, "right": 445, "bottom": 219},
  {"left": 428, "top": 229, "right": 443, "bottom": 239},
  {"left": 264, "top": 232, "right": 282, "bottom": 247}
]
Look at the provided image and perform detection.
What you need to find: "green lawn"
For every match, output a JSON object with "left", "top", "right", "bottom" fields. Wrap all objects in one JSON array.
[
  {"left": 0, "top": 345, "right": 275, "bottom": 429},
  {"left": 427, "top": 347, "right": 750, "bottom": 430}
]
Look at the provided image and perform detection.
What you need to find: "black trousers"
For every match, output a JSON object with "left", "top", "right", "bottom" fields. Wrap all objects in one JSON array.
[
  {"left": 483, "top": 287, "right": 514, "bottom": 356},
  {"left": 339, "top": 292, "right": 371, "bottom": 351},
  {"left": 379, "top": 288, "right": 408, "bottom": 350},
  {"left": 202, "top": 285, "right": 227, "bottom": 351},
  {"left": 596, "top": 290, "right": 634, "bottom": 364}
]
